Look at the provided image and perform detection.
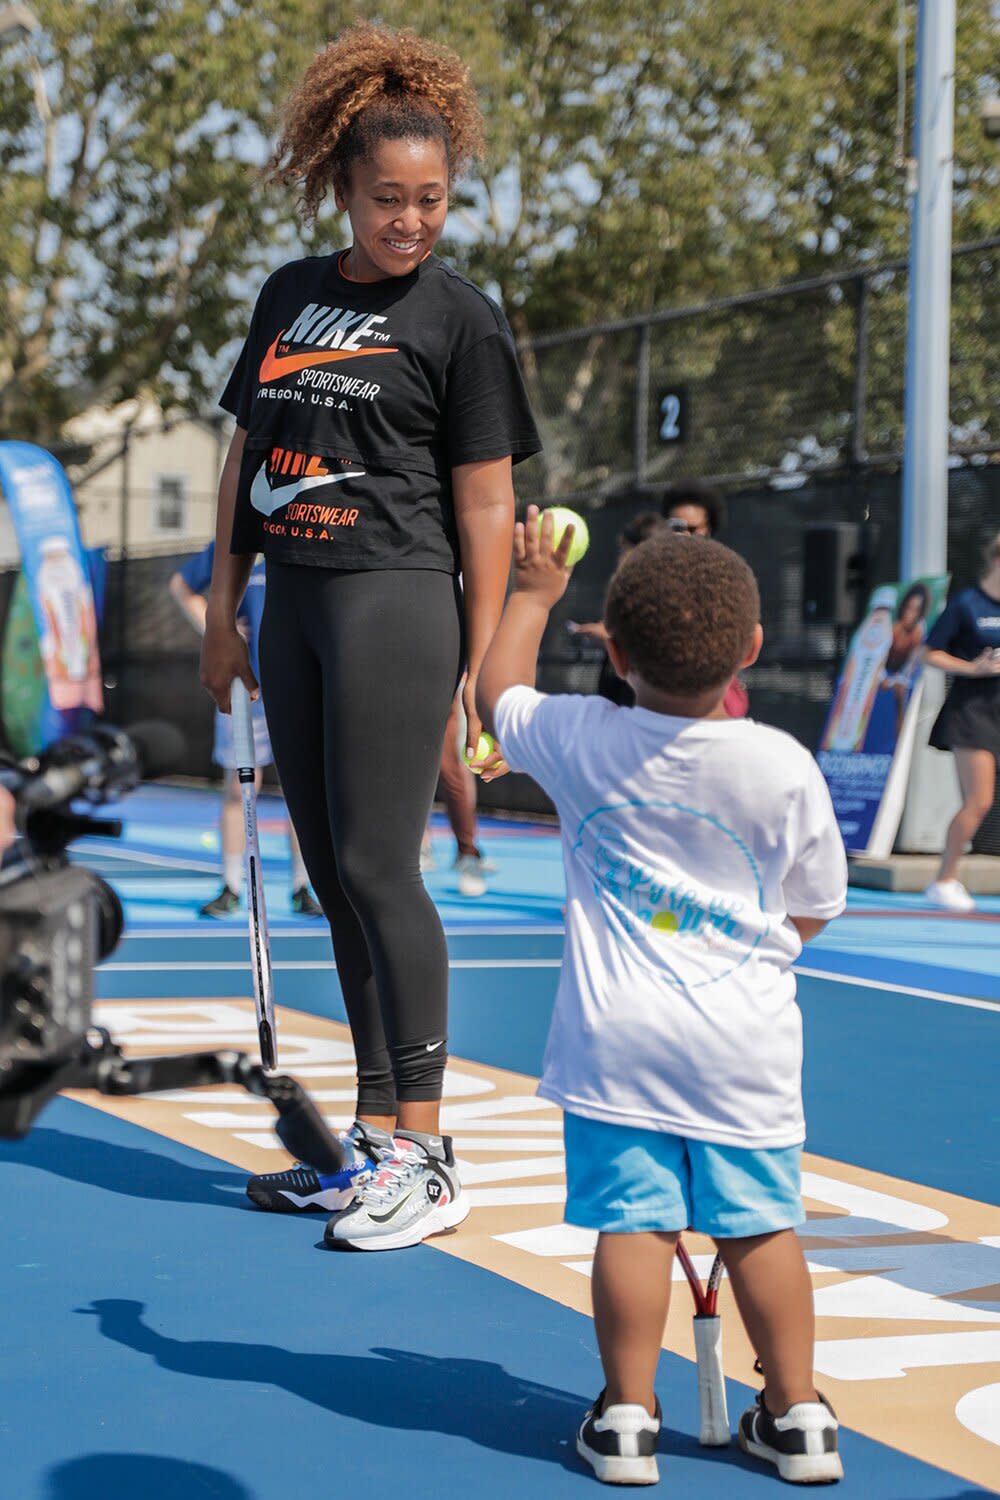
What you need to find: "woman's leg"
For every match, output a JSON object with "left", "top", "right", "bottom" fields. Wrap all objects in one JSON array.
[
  {"left": 296, "top": 567, "right": 462, "bottom": 1136},
  {"left": 936, "top": 748, "right": 996, "bottom": 883},
  {"left": 259, "top": 564, "right": 396, "bottom": 1124}
]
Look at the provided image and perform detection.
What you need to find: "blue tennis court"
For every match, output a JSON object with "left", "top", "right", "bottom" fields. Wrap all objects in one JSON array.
[{"left": 3, "top": 784, "right": 999, "bottom": 1498}]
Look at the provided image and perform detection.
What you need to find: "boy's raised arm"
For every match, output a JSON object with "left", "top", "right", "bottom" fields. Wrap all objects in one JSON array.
[{"left": 477, "top": 505, "right": 575, "bottom": 734}]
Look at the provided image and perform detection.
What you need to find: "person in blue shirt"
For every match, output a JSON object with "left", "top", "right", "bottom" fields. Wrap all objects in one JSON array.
[
  {"left": 922, "top": 528, "right": 1000, "bottom": 911},
  {"left": 169, "top": 542, "right": 321, "bottom": 918}
]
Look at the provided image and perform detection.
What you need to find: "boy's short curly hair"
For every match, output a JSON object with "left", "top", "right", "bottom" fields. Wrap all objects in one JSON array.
[
  {"left": 605, "top": 534, "right": 760, "bottom": 697},
  {"left": 268, "top": 22, "right": 485, "bottom": 218}
]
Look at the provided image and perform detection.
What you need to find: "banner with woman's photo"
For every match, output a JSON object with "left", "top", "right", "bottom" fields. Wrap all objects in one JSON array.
[
  {"left": 0, "top": 442, "right": 104, "bottom": 751},
  {"left": 817, "top": 575, "right": 949, "bottom": 855}
]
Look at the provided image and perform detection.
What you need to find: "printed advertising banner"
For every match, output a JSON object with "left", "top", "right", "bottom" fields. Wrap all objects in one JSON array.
[
  {"left": 0, "top": 442, "right": 103, "bottom": 750},
  {"left": 817, "top": 575, "right": 949, "bottom": 855}
]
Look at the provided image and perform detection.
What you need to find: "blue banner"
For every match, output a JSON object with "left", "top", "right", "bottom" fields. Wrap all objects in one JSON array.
[
  {"left": 817, "top": 575, "right": 949, "bottom": 853},
  {"left": 0, "top": 442, "right": 103, "bottom": 748}
]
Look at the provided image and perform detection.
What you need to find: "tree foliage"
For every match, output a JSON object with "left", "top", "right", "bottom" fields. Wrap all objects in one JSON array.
[{"left": 0, "top": 0, "right": 997, "bottom": 454}]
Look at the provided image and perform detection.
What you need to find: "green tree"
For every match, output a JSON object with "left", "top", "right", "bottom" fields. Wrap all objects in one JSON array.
[
  {"left": 0, "top": 0, "right": 343, "bottom": 441},
  {"left": 1, "top": 0, "right": 996, "bottom": 477}
]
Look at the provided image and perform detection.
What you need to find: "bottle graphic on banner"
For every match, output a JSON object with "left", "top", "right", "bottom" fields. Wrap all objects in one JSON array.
[
  {"left": 37, "top": 537, "right": 93, "bottom": 707},
  {"left": 821, "top": 586, "right": 897, "bottom": 752}
]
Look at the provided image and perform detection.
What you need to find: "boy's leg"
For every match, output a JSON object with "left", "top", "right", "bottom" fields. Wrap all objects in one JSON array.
[
  {"left": 713, "top": 1229, "right": 816, "bottom": 1414},
  {"left": 592, "top": 1230, "right": 678, "bottom": 1414}
]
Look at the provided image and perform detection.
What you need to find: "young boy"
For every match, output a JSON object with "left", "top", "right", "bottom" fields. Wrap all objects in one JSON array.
[{"left": 477, "top": 510, "right": 847, "bottom": 1486}]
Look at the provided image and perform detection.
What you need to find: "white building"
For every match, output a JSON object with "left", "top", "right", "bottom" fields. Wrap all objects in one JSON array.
[{"left": 0, "top": 400, "right": 232, "bottom": 567}]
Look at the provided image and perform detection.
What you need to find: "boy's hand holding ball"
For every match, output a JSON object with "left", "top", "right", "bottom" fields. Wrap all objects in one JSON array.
[{"left": 514, "top": 505, "right": 589, "bottom": 607}]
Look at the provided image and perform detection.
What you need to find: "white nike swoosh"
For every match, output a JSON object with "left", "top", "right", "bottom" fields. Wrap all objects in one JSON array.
[
  {"left": 425, "top": 1040, "right": 445, "bottom": 1052},
  {"left": 250, "top": 467, "right": 365, "bottom": 518}
]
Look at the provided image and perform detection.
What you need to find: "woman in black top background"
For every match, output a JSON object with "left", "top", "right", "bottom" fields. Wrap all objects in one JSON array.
[
  {"left": 199, "top": 23, "right": 541, "bottom": 1249},
  {"left": 923, "top": 529, "right": 1000, "bottom": 912}
]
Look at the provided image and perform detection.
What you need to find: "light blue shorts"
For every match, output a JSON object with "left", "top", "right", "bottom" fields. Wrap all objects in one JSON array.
[{"left": 563, "top": 1112, "right": 804, "bottom": 1239}]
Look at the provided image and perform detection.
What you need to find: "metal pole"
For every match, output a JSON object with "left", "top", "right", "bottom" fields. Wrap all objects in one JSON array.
[
  {"left": 116, "top": 426, "right": 131, "bottom": 669},
  {"left": 633, "top": 324, "right": 650, "bottom": 485},
  {"left": 899, "top": 0, "right": 955, "bottom": 578},
  {"left": 850, "top": 274, "right": 870, "bottom": 468},
  {"left": 896, "top": 0, "right": 959, "bottom": 855}
]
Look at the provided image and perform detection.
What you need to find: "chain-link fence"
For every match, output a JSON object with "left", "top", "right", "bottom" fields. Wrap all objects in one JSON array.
[
  {"left": 514, "top": 237, "right": 999, "bottom": 504},
  {"left": 1, "top": 239, "right": 997, "bottom": 838}
]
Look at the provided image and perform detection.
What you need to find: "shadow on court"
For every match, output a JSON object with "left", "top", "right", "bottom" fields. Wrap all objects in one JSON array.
[
  {"left": 2, "top": 1128, "right": 249, "bottom": 1209},
  {"left": 43, "top": 1454, "right": 254, "bottom": 1500},
  {"left": 76, "top": 1298, "right": 753, "bottom": 1476}
]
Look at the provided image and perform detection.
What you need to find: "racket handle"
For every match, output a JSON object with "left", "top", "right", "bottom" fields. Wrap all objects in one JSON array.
[
  {"left": 693, "top": 1314, "right": 730, "bottom": 1446},
  {"left": 231, "top": 678, "right": 255, "bottom": 770}
]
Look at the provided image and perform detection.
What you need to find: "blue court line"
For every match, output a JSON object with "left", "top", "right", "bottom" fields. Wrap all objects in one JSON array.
[{"left": 1, "top": 1096, "right": 988, "bottom": 1500}]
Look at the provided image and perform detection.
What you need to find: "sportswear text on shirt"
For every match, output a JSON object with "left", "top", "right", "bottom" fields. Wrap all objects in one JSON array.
[{"left": 220, "top": 253, "right": 542, "bottom": 573}]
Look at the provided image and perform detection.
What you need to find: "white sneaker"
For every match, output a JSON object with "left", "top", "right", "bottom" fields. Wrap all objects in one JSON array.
[
  {"left": 324, "top": 1132, "right": 469, "bottom": 1251},
  {"left": 924, "top": 879, "right": 975, "bottom": 912},
  {"left": 420, "top": 840, "right": 436, "bottom": 874},
  {"left": 456, "top": 853, "right": 487, "bottom": 898},
  {"left": 577, "top": 1392, "right": 661, "bottom": 1485}
]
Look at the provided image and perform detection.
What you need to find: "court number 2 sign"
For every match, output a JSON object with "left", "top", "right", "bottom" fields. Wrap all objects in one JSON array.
[{"left": 658, "top": 387, "right": 688, "bottom": 445}]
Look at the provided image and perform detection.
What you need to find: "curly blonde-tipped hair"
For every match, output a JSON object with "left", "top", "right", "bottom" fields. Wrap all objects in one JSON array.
[{"left": 268, "top": 22, "right": 486, "bottom": 219}]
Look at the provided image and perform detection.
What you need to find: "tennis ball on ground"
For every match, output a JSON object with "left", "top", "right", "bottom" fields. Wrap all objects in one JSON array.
[
  {"left": 462, "top": 732, "right": 496, "bottom": 773},
  {"left": 539, "top": 506, "right": 590, "bottom": 566}
]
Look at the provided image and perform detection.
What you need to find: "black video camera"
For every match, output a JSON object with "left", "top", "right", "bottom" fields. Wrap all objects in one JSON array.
[{"left": 0, "top": 722, "right": 345, "bottom": 1174}]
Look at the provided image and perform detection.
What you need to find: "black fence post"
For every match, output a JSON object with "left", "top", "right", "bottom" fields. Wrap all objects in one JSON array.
[
  {"left": 116, "top": 426, "right": 131, "bottom": 672},
  {"left": 851, "top": 273, "right": 870, "bottom": 467},
  {"left": 633, "top": 322, "right": 651, "bottom": 484}
]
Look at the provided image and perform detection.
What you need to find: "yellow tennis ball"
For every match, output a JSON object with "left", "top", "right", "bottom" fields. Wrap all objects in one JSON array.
[
  {"left": 540, "top": 506, "right": 589, "bottom": 566},
  {"left": 462, "top": 732, "right": 496, "bottom": 773}
]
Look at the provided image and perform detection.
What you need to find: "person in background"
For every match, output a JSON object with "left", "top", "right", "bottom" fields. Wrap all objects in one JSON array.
[
  {"left": 660, "top": 478, "right": 726, "bottom": 540},
  {"left": 421, "top": 688, "right": 497, "bottom": 898},
  {"left": 169, "top": 542, "right": 322, "bottom": 919},
  {"left": 922, "top": 530, "right": 1000, "bottom": 912},
  {"left": 571, "top": 486, "right": 750, "bottom": 716}
]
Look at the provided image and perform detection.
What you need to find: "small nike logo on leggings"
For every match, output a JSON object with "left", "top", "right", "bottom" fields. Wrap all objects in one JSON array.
[{"left": 425, "top": 1040, "right": 445, "bottom": 1052}]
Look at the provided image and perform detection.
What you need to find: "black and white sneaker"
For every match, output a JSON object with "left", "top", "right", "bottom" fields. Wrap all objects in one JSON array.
[
  {"left": 739, "top": 1391, "right": 843, "bottom": 1484},
  {"left": 324, "top": 1131, "right": 468, "bottom": 1250},
  {"left": 246, "top": 1121, "right": 393, "bottom": 1214},
  {"left": 576, "top": 1391, "right": 661, "bottom": 1485}
]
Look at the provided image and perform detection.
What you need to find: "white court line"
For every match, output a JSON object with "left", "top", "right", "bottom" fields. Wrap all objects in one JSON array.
[
  {"left": 794, "top": 964, "right": 1000, "bottom": 1013},
  {"left": 99, "top": 955, "right": 1000, "bottom": 1012},
  {"left": 123, "top": 925, "right": 565, "bottom": 940},
  {"left": 101, "top": 958, "right": 562, "bottom": 972}
]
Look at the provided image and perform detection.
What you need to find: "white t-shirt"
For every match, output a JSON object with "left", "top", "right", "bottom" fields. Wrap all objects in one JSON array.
[{"left": 494, "top": 687, "right": 847, "bottom": 1149}]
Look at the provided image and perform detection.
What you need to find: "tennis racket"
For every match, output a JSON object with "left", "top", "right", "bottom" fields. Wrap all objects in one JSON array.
[
  {"left": 676, "top": 1240, "right": 730, "bottom": 1446},
  {"left": 231, "top": 677, "right": 277, "bottom": 1070}
]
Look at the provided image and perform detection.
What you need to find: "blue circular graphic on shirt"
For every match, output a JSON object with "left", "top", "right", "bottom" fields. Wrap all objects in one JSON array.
[{"left": 571, "top": 799, "right": 769, "bottom": 989}]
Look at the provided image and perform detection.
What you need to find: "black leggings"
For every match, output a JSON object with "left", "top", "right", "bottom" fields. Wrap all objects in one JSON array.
[{"left": 259, "top": 563, "right": 463, "bottom": 1114}]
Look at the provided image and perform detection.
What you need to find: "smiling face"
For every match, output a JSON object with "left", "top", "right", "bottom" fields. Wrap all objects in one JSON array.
[{"left": 334, "top": 137, "right": 449, "bottom": 281}]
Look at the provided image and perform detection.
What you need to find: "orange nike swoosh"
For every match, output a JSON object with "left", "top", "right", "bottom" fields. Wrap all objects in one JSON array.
[{"left": 258, "top": 331, "right": 398, "bottom": 383}]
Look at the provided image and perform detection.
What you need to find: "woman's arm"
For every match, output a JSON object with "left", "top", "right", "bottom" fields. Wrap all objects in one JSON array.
[
  {"left": 924, "top": 646, "right": 1000, "bottom": 678},
  {"left": 200, "top": 426, "right": 257, "bottom": 713},
  {"left": 453, "top": 456, "right": 516, "bottom": 767}
]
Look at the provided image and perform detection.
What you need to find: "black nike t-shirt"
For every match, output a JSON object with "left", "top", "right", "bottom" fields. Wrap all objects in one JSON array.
[{"left": 220, "top": 252, "right": 542, "bottom": 571}]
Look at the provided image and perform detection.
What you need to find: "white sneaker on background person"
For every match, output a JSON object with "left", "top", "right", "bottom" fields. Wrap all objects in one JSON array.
[
  {"left": 923, "top": 879, "right": 976, "bottom": 913},
  {"left": 456, "top": 853, "right": 488, "bottom": 897}
]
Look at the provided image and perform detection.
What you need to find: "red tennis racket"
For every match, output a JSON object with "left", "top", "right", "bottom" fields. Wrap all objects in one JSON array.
[{"left": 675, "top": 1240, "right": 730, "bottom": 1446}]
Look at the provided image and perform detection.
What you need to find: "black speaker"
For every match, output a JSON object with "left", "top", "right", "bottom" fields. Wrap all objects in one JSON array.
[{"left": 802, "top": 523, "right": 877, "bottom": 628}]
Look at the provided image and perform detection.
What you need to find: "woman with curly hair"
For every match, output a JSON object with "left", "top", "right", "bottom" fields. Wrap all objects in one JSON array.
[{"left": 199, "top": 23, "right": 541, "bottom": 1249}]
